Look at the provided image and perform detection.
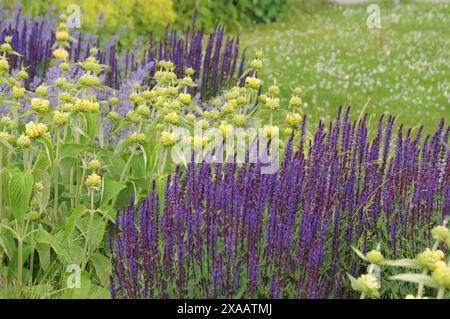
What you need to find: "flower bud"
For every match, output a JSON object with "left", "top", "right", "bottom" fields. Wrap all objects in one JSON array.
[
  {"left": 56, "top": 31, "right": 69, "bottom": 42},
  {"left": 268, "top": 84, "right": 280, "bottom": 95},
  {"left": 160, "top": 131, "right": 177, "bottom": 146},
  {"left": 31, "top": 98, "right": 50, "bottom": 113},
  {"left": 179, "top": 93, "right": 192, "bottom": 105},
  {"left": 185, "top": 67, "right": 195, "bottom": 76},
  {"left": 34, "top": 182, "right": 45, "bottom": 192},
  {"left": 16, "top": 69, "right": 29, "bottom": 80},
  {"left": 357, "top": 274, "right": 380, "bottom": 297},
  {"left": 59, "top": 62, "right": 71, "bottom": 72},
  {"left": 286, "top": 113, "right": 303, "bottom": 127},
  {"left": 265, "top": 97, "right": 280, "bottom": 111},
  {"left": 136, "top": 104, "right": 151, "bottom": 117},
  {"left": 25, "top": 121, "right": 48, "bottom": 138},
  {"left": 417, "top": 248, "right": 445, "bottom": 271},
  {"left": 432, "top": 261, "right": 450, "bottom": 288},
  {"left": 198, "top": 119, "right": 210, "bottom": 130},
  {"left": 85, "top": 173, "right": 102, "bottom": 188},
  {"left": 88, "top": 160, "right": 102, "bottom": 171},
  {"left": 53, "top": 111, "right": 70, "bottom": 126},
  {"left": 0, "top": 58, "right": 10, "bottom": 73},
  {"left": 78, "top": 74, "right": 100, "bottom": 87},
  {"left": 365, "top": 250, "right": 384, "bottom": 265},
  {"left": 245, "top": 77, "right": 261, "bottom": 90},
  {"left": 107, "top": 111, "right": 119, "bottom": 121},
  {"left": 12, "top": 86, "right": 26, "bottom": 99},
  {"left": 53, "top": 48, "right": 69, "bottom": 60},
  {"left": 193, "top": 135, "right": 209, "bottom": 149},
  {"left": 36, "top": 86, "right": 48, "bottom": 97},
  {"left": 165, "top": 112, "right": 180, "bottom": 125},
  {"left": 28, "top": 210, "right": 41, "bottom": 222},
  {"left": 263, "top": 125, "right": 279, "bottom": 138},
  {"left": 0, "top": 132, "right": 16, "bottom": 143},
  {"left": 233, "top": 114, "right": 247, "bottom": 127},
  {"left": 289, "top": 95, "right": 303, "bottom": 108},
  {"left": 431, "top": 226, "right": 450, "bottom": 243},
  {"left": 250, "top": 58, "right": 263, "bottom": 70},
  {"left": 128, "top": 132, "right": 146, "bottom": 144},
  {"left": 17, "top": 134, "right": 31, "bottom": 148},
  {"left": 54, "top": 77, "right": 67, "bottom": 88},
  {"left": 0, "top": 43, "right": 12, "bottom": 53},
  {"left": 185, "top": 113, "right": 195, "bottom": 122}
]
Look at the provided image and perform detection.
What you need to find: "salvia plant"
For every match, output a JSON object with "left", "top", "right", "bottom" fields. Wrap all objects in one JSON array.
[
  {"left": 0, "top": 14, "right": 304, "bottom": 297},
  {"left": 349, "top": 219, "right": 450, "bottom": 299},
  {"left": 111, "top": 109, "right": 449, "bottom": 299}
]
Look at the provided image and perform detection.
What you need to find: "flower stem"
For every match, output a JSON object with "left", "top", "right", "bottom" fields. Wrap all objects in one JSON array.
[
  {"left": 17, "top": 236, "right": 23, "bottom": 298},
  {"left": 81, "top": 191, "right": 95, "bottom": 271},
  {"left": 0, "top": 149, "right": 3, "bottom": 220},
  {"left": 53, "top": 129, "right": 61, "bottom": 221}
]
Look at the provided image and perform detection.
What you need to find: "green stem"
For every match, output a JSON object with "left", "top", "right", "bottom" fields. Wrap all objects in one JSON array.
[
  {"left": 436, "top": 288, "right": 445, "bottom": 299},
  {"left": 360, "top": 291, "right": 366, "bottom": 299},
  {"left": 119, "top": 149, "right": 135, "bottom": 182},
  {"left": 53, "top": 130, "right": 61, "bottom": 222},
  {"left": 416, "top": 269, "right": 428, "bottom": 298},
  {"left": 81, "top": 191, "right": 95, "bottom": 271},
  {"left": 29, "top": 223, "right": 35, "bottom": 286},
  {"left": 17, "top": 236, "right": 23, "bottom": 298},
  {"left": 0, "top": 149, "right": 3, "bottom": 220}
]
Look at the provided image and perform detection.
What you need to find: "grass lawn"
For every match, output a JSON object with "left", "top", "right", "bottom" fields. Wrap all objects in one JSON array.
[{"left": 240, "top": 1, "right": 450, "bottom": 135}]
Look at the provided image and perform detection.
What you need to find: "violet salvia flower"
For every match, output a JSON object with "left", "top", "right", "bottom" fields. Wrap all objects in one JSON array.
[{"left": 111, "top": 109, "right": 449, "bottom": 298}]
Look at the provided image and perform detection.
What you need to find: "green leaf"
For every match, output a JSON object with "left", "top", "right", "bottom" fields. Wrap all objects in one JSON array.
[
  {"left": 389, "top": 273, "right": 440, "bottom": 289},
  {"left": 35, "top": 225, "right": 70, "bottom": 264},
  {"left": 101, "top": 176, "right": 126, "bottom": 205},
  {"left": 84, "top": 113, "right": 99, "bottom": 140},
  {"left": 98, "top": 204, "right": 116, "bottom": 222},
  {"left": 36, "top": 243, "right": 50, "bottom": 272},
  {"left": 90, "top": 253, "right": 111, "bottom": 287},
  {"left": 383, "top": 259, "right": 422, "bottom": 269},
  {"left": 351, "top": 245, "right": 367, "bottom": 262},
  {"left": 38, "top": 135, "right": 55, "bottom": 169},
  {"left": 64, "top": 205, "right": 88, "bottom": 239},
  {"left": 8, "top": 172, "right": 33, "bottom": 224},
  {"left": 60, "top": 144, "right": 87, "bottom": 159}
]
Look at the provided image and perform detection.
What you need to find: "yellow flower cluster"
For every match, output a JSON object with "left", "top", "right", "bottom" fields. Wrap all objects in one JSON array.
[
  {"left": 88, "top": 160, "right": 102, "bottom": 171},
  {"left": 53, "top": 111, "right": 70, "bottom": 126},
  {"left": 245, "top": 77, "right": 261, "bottom": 90},
  {"left": 25, "top": 122, "right": 48, "bottom": 138},
  {"left": 31, "top": 98, "right": 50, "bottom": 113},
  {"left": 74, "top": 99, "right": 100, "bottom": 113},
  {"left": 365, "top": 250, "right": 384, "bottom": 265},
  {"left": 432, "top": 261, "right": 450, "bottom": 288},
  {"left": 79, "top": 74, "right": 101, "bottom": 87},
  {"left": 17, "top": 134, "right": 31, "bottom": 148},
  {"left": 357, "top": 274, "right": 380, "bottom": 297},
  {"left": 53, "top": 48, "right": 69, "bottom": 60},
  {"left": 0, "top": 132, "right": 15, "bottom": 143},
  {"left": 160, "top": 131, "right": 177, "bottom": 146},
  {"left": 128, "top": 132, "right": 146, "bottom": 144},
  {"left": 417, "top": 248, "right": 445, "bottom": 271},
  {"left": 193, "top": 135, "right": 209, "bottom": 148},
  {"left": 85, "top": 173, "right": 102, "bottom": 188},
  {"left": 286, "top": 113, "right": 303, "bottom": 127},
  {"left": 263, "top": 125, "right": 279, "bottom": 138}
]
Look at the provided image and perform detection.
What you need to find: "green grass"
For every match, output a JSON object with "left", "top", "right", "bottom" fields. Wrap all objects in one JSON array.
[{"left": 241, "top": 1, "right": 450, "bottom": 135}]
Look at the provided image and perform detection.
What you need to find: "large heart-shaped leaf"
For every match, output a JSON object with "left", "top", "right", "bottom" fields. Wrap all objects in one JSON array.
[{"left": 8, "top": 172, "right": 33, "bottom": 224}]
